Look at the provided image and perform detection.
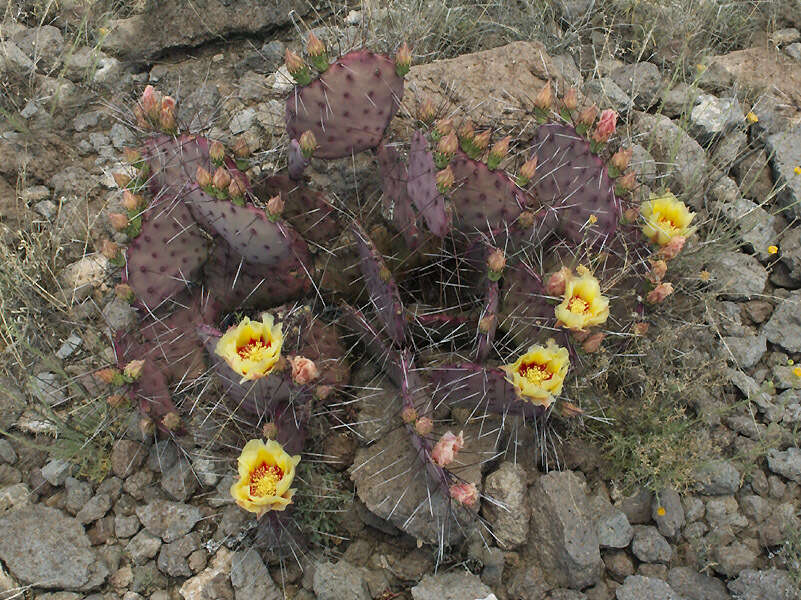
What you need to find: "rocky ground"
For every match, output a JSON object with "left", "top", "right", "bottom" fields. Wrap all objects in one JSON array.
[{"left": 0, "top": 1, "right": 801, "bottom": 599}]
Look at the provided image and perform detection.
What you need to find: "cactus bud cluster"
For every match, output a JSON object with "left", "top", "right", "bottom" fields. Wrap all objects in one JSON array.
[
  {"left": 306, "top": 32, "right": 329, "bottom": 72},
  {"left": 136, "top": 85, "right": 177, "bottom": 132},
  {"left": 395, "top": 42, "right": 411, "bottom": 77},
  {"left": 285, "top": 49, "right": 312, "bottom": 86}
]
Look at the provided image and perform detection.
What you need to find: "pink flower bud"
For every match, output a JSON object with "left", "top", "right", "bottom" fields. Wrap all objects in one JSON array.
[
  {"left": 160, "top": 100, "right": 176, "bottom": 130},
  {"left": 473, "top": 129, "right": 491, "bottom": 152},
  {"left": 290, "top": 355, "right": 320, "bottom": 385},
  {"left": 435, "top": 118, "right": 454, "bottom": 137},
  {"left": 647, "top": 259, "right": 668, "bottom": 284},
  {"left": 563, "top": 87, "right": 578, "bottom": 111},
  {"left": 592, "top": 109, "right": 617, "bottom": 143},
  {"left": 490, "top": 136, "right": 510, "bottom": 160},
  {"left": 458, "top": 119, "right": 475, "bottom": 142},
  {"left": 437, "top": 131, "right": 459, "bottom": 156},
  {"left": 123, "top": 359, "right": 145, "bottom": 380},
  {"left": 228, "top": 177, "right": 246, "bottom": 199},
  {"left": 581, "top": 332, "right": 605, "bottom": 353},
  {"left": 418, "top": 98, "right": 436, "bottom": 123},
  {"left": 299, "top": 130, "right": 318, "bottom": 159},
  {"left": 436, "top": 165, "right": 455, "bottom": 193},
  {"left": 108, "top": 212, "right": 129, "bottom": 231},
  {"left": 267, "top": 195, "right": 284, "bottom": 218},
  {"left": 285, "top": 48, "right": 306, "bottom": 74},
  {"left": 262, "top": 422, "right": 278, "bottom": 439},
  {"left": 212, "top": 167, "right": 231, "bottom": 190},
  {"left": 546, "top": 266, "right": 571, "bottom": 296},
  {"left": 533, "top": 80, "right": 553, "bottom": 110},
  {"left": 122, "top": 190, "right": 141, "bottom": 211},
  {"left": 616, "top": 171, "right": 637, "bottom": 192},
  {"left": 209, "top": 141, "right": 225, "bottom": 163},
  {"left": 306, "top": 31, "right": 326, "bottom": 57},
  {"left": 577, "top": 104, "right": 598, "bottom": 127},
  {"left": 633, "top": 322, "right": 649, "bottom": 336},
  {"left": 449, "top": 482, "right": 479, "bottom": 507},
  {"left": 395, "top": 42, "right": 411, "bottom": 76},
  {"left": 162, "top": 412, "right": 180, "bottom": 431},
  {"left": 660, "top": 235, "right": 686, "bottom": 260},
  {"left": 195, "top": 166, "right": 212, "bottom": 188},
  {"left": 232, "top": 136, "right": 250, "bottom": 158},
  {"left": 122, "top": 147, "right": 142, "bottom": 165},
  {"left": 646, "top": 282, "right": 674, "bottom": 304},
  {"left": 610, "top": 147, "right": 632, "bottom": 172},
  {"left": 141, "top": 85, "right": 160, "bottom": 118},
  {"left": 314, "top": 385, "right": 333, "bottom": 401},
  {"left": 414, "top": 417, "right": 433, "bottom": 436},
  {"left": 487, "top": 248, "right": 505, "bottom": 273},
  {"left": 113, "top": 172, "right": 132, "bottom": 189},
  {"left": 401, "top": 406, "right": 418, "bottom": 424},
  {"left": 431, "top": 430, "right": 464, "bottom": 467},
  {"left": 517, "top": 156, "right": 538, "bottom": 185}
]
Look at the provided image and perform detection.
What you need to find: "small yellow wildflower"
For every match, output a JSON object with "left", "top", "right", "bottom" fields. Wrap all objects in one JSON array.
[
  {"left": 230, "top": 439, "right": 300, "bottom": 516},
  {"left": 795, "top": 166, "right": 801, "bottom": 176},
  {"left": 554, "top": 266, "right": 610, "bottom": 331},
  {"left": 215, "top": 314, "right": 283, "bottom": 383},
  {"left": 699, "top": 270, "right": 711, "bottom": 282},
  {"left": 793, "top": 366, "right": 801, "bottom": 378},
  {"left": 588, "top": 214, "right": 598, "bottom": 225},
  {"left": 502, "top": 340, "right": 570, "bottom": 408},
  {"left": 656, "top": 506, "right": 666, "bottom": 517},
  {"left": 768, "top": 245, "right": 778, "bottom": 255},
  {"left": 640, "top": 191, "right": 695, "bottom": 247},
  {"left": 696, "top": 63, "right": 707, "bottom": 73},
  {"left": 788, "top": 359, "right": 794, "bottom": 366},
  {"left": 746, "top": 111, "right": 758, "bottom": 124}
]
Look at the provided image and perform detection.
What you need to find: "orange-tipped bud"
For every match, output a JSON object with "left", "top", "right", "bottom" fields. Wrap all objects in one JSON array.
[
  {"left": 139, "top": 417, "right": 155, "bottom": 436},
  {"left": 487, "top": 248, "right": 505, "bottom": 273},
  {"left": 592, "top": 109, "right": 617, "bottom": 143},
  {"left": 533, "top": 81, "right": 553, "bottom": 110},
  {"left": 610, "top": 148, "right": 633, "bottom": 172},
  {"left": 212, "top": 167, "right": 231, "bottom": 190},
  {"left": 473, "top": 130, "right": 491, "bottom": 152},
  {"left": 113, "top": 172, "right": 132, "bottom": 189},
  {"left": 458, "top": 119, "right": 475, "bottom": 142},
  {"left": 558, "top": 401, "right": 585, "bottom": 418},
  {"left": 581, "top": 332, "right": 605, "bottom": 353},
  {"left": 563, "top": 87, "right": 578, "bottom": 111},
  {"left": 141, "top": 85, "right": 160, "bottom": 118},
  {"left": 437, "top": 131, "right": 459, "bottom": 156},
  {"left": 162, "top": 412, "right": 180, "bottom": 431},
  {"left": 262, "top": 422, "right": 278, "bottom": 439},
  {"left": 195, "top": 166, "right": 212, "bottom": 188},
  {"left": 108, "top": 212, "right": 129, "bottom": 231},
  {"left": 314, "top": 385, "right": 333, "bottom": 401},
  {"left": 209, "top": 141, "right": 225, "bottom": 164},
  {"left": 449, "top": 482, "right": 479, "bottom": 507},
  {"left": 487, "top": 135, "right": 510, "bottom": 169},
  {"left": 123, "top": 359, "right": 145, "bottom": 380},
  {"left": 660, "top": 235, "right": 686, "bottom": 261},
  {"left": 122, "top": 190, "right": 141, "bottom": 211},
  {"left": 418, "top": 98, "right": 436, "bottom": 123},
  {"left": 133, "top": 105, "right": 148, "bottom": 129},
  {"left": 115, "top": 283, "right": 135, "bottom": 302},
  {"left": 517, "top": 210, "right": 535, "bottom": 228},
  {"left": 401, "top": 406, "right": 418, "bottom": 424},
  {"left": 285, "top": 48, "right": 305, "bottom": 74},
  {"left": 415, "top": 417, "right": 433, "bottom": 436},
  {"left": 478, "top": 315, "right": 496, "bottom": 334},
  {"left": 395, "top": 42, "right": 411, "bottom": 77},
  {"left": 646, "top": 282, "right": 674, "bottom": 304},
  {"left": 107, "top": 394, "right": 126, "bottom": 408},
  {"left": 289, "top": 355, "right": 319, "bottom": 385},
  {"left": 95, "top": 368, "right": 120, "bottom": 384},
  {"left": 623, "top": 206, "right": 639, "bottom": 222},
  {"left": 101, "top": 239, "right": 120, "bottom": 259},
  {"left": 517, "top": 156, "right": 538, "bottom": 186},
  {"left": 577, "top": 104, "right": 598, "bottom": 127},
  {"left": 633, "top": 322, "right": 649, "bottom": 336},
  {"left": 435, "top": 118, "right": 454, "bottom": 137},
  {"left": 436, "top": 165, "right": 455, "bottom": 193},
  {"left": 122, "top": 147, "right": 142, "bottom": 165},
  {"left": 267, "top": 195, "right": 285, "bottom": 218},
  {"left": 647, "top": 259, "right": 668, "bottom": 284},
  {"left": 306, "top": 32, "right": 325, "bottom": 57},
  {"left": 231, "top": 136, "right": 250, "bottom": 158},
  {"left": 228, "top": 177, "right": 245, "bottom": 199},
  {"left": 616, "top": 171, "right": 637, "bottom": 192},
  {"left": 299, "top": 130, "right": 318, "bottom": 159},
  {"left": 160, "top": 97, "right": 176, "bottom": 130},
  {"left": 546, "top": 266, "right": 571, "bottom": 296}
]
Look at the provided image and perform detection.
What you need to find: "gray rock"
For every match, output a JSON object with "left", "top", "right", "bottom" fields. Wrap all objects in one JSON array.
[
  {"left": 161, "top": 457, "right": 198, "bottom": 502},
  {"left": 179, "top": 547, "right": 233, "bottom": 600},
  {"left": 482, "top": 461, "right": 529, "bottom": 549},
  {"left": 0, "top": 41, "right": 35, "bottom": 75},
  {"left": 721, "top": 334, "right": 766, "bottom": 369},
  {"left": 229, "top": 107, "right": 256, "bottom": 135},
  {"left": 705, "top": 496, "right": 748, "bottom": 531},
  {"left": 763, "top": 290, "right": 801, "bottom": 352},
  {"left": 411, "top": 571, "right": 494, "bottom": 600},
  {"left": 617, "top": 488, "right": 653, "bottom": 525},
  {"left": 313, "top": 560, "right": 370, "bottom": 600},
  {"left": 60, "top": 255, "right": 109, "bottom": 302},
  {"left": 631, "top": 525, "right": 672, "bottom": 563},
  {"left": 589, "top": 494, "right": 632, "bottom": 549},
  {"left": 667, "top": 567, "right": 730, "bottom": 600},
  {"left": 552, "top": 53, "right": 582, "bottom": 89},
  {"left": 712, "top": 541, "right": 757, "bottom": 578},
  {"left": 766, "top": 126, "right": 801, "bottom": 220},
  {"left": 689, "top": 94, "right": 743, "bottom": 143},
  {"left": 41, "top": 458, "right": 71, "bottom": 485},
  {"left": 135, "top": 500, "right": 202, "bottom": 542},
  {"left": 34, "top": 199, "right": 57, "bottom": 220},
  {"left": 740, "top": 495, "right": 771, "bottom": 523},
  {"left": 528, "top": 470, "right": 601, "bottom": 589},
  {"left": 231, "top": 550, "right": 281, "bottom": 600},
  {"left": 728, "top": 569, "right": 796, "bottom": 600},
  {"left": 726, "top": 369, "right": 773, "bottom": 413},
  {"left": 125, "top": 529, "right": 162, "bottom": 565},
  {"left": 616, "top": 576, "right": 683, "bottom": 600},
  {"left": 110, "top": 123, "right": 133, "bottom": 150},
  {"left": 55, "top": 333, "right": 82, "bottom": 360},
  {"left": 239, "top": 40, "right": 286, "bottom": 74},
  {"left": 0, "top": 439, "right": 17, "bottom": 464},
  {"left": 766, "top": 447, "right": 801, "bottom": 482},
  {"left": 102, "top": 295, "right": 139, "bottom": 332},
  {"left": 631, "top": 112, "right": 707, "bottom": 208},
  {"left": 177, "top": 84, "right": 221, "bottom": 132},
  {"left": 708, "top": 252, "right": 767, "bottom": 301},
  {"left": 157, "top": 532, "right": 201, "bottom": 577},
  {"left": 786, "top": 42, "right": 801, "bottom": 61},
  {"left": 115, "top": 514, "right": 141, "bottom": 538},
  {"left": 583, "top": 78, "right": 632, "bottom": 114},
  {"left": 0, "top": 483, "right": 31, "bottom": 512},
  {"left": 102, "top": 2, "right": 309, "bottom": 60},
  {"left": 111, "top": 440, "right": 146, "bottom": 478},
  {"left": 64, "top": 477, "right": 93, "bottom": 515},
  {"left": 29, "top": 372, "right": 66, "bottom": 407},
  {"left": 191, "top": 457, "right": 219, "bottom": 487},
  {"left": 610, "top": 62, "right": 662, "bottom": 109},
  {"left": 660, "top": 82, "right": 700, "bottom": 118},
  {"left": 76, "top": 493, "right": 112, "bottom": 524},
  {"left": 651, "top": 489, "right": 684, "bottom": 539},
  {"left": 773, "top": 28, "right": 801, "bottom": 45},
  {"left": 13, "top": 25, "right": 64, "bottom": 72},
  {"left": 713, "top": 194, "right": 777, "bottom": 262},
  {"left": 780, "top": 226, "right": 801, "bottom": 282},
  {"left": 0, "top": 505, "right": 108, "bottom": 591},
  {"left": 148, "top": 440, "right": 180, "bottom": 473},
  {"left": 693, "top": 460, "right": 741, "bottom": 495}
]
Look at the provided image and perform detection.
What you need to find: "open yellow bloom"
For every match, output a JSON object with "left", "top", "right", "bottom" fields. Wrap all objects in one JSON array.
[
  {"left": 230, "top": 439, "right": 301, "bottom": 516},
  {"left": 640, "top": 191, "right": 695, "bottom": 246},
  {"left": 554, "top": 267, "right": 610, "bottom": 331},
  {"left": 502, "top": 340, "right": 570, "bottom": 407},
  {"left": 215, "top": 314, "right": 283, "bottom": 383}
]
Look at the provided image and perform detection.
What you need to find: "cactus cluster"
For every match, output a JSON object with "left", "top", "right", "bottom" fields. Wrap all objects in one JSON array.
[{"left": 97, "top": 34, "right": 694, "bottom": 555}]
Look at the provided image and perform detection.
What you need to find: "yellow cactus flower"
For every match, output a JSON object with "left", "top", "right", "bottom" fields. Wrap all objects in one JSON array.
[
  {"left": 794, "top": 366, "right": 801, "bottom": 378},
  {"left": 502, "top": 340, "right": 570, "bottom": 407},
  {"left": 215, "top": 314, "right": 283, "bottom": 383},
  {"left": 554, "top": 267, "right": 610, "bottom": 331},
  {"left": 230, "top": 439, "right": 301, "bottom": 516},
  {"left": 768, "top": 245, "right": 778, "bottom": 255},
  {"left": 795, "top": 166, "right": 801, "bottom": 176},
  {"left": 746, "top": 111, "right": 758, "bottom": 124},
  {"left": 640, "top": 191, "right": 695, "bottom": 247}
]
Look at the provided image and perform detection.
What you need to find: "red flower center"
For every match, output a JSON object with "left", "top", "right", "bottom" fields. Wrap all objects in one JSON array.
[{"left": 248, "top": 462, "right": 283, "bottom": 497}]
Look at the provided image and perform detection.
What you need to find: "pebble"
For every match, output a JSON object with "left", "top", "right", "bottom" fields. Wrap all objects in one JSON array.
[
  {"left": 41, "top": 458, "right": 72, "bottom": 486},
  {"left": 631, "top": 525, "right": 672, "bottom": 563}
]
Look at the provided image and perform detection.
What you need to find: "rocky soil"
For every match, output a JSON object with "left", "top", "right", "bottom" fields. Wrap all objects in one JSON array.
[{"left": 1, "top": 2, "right": 800, "bottom": 600}]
